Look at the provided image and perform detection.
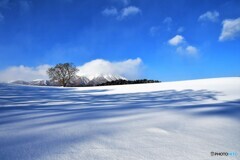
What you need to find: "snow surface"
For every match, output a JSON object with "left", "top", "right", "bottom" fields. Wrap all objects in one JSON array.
[{"left": 0, "top": 77, "right": 239, "bottom": 160}]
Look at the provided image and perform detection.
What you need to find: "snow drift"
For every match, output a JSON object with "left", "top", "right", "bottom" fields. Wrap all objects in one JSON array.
[{"left": 0, "top": 77, "right": 239, "bottom": 160}]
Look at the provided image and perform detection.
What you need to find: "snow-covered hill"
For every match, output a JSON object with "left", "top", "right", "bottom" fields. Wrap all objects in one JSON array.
[
  {"left": 9, "top": 74, "right": 127, "bottom": 86},
  {"left": 9, "top": 80, "right": 29, "bottom": 85},
  {"left": 71, "top": 76, "right": 90, "bottom": 86},
  {"left": 87, "top": 74, "right": 127, "bottom": 86},
  {"left": 0, "top": 77, "right": 239, "bottom": 160},
  {"left": 29, "top": 79, "right": 48, "bottom": 86}
]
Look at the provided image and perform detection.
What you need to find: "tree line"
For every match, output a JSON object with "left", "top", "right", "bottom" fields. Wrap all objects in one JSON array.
[
  {"left": 97, "top": 79, "right": 160, "bottom": 86},
  {"left": 47, "top": 63, "right": 160, "bottom": 87}
]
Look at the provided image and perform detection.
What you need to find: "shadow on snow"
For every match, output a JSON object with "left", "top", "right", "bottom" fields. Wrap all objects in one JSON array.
[
  {"left": 0, "top": 83, "right": 239, "bottom": 126},
  {"left": 0, "top": 83, "right": 239, "bottom": 160}
]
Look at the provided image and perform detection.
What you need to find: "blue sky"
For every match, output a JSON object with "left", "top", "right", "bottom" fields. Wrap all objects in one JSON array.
[{"left": 0, "top": 0, "right": 240, "bottom": 81}]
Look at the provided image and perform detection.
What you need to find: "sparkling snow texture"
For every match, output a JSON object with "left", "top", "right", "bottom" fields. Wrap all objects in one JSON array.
[{"left": 0, "top": 77, "right": 239, "bottom": 160}]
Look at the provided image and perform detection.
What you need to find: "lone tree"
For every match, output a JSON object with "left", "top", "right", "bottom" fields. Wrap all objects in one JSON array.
[{"left": 47, "top": 63, "right": 78, "bottom": 87}]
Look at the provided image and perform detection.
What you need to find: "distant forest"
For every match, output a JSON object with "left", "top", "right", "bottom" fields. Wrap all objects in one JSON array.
[{"left": 97, "top": 79, "right": 161, "bottom": 86}]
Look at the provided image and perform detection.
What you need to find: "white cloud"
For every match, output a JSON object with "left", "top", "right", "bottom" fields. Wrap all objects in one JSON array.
[
  {"left": 77, "top": 58, "right": 142, "bottom": 79},
  {"left": 219, "top": 17, "right": 240, "bottom": 41},
  {"left": 102, "top": 5, "right": 141, "bottom": 20},
  {"left": 0, "top": 58, "right": 143, "bottom": 82},
  {"left": 168, "top": 35, "right": 198, "bottom": 56},
  {"left": 102, "top": 7, "right": 118, "bottom": 16},
  {"left": 186, "top": 45, "right": 198, "bottom": 54},
  {"left": 118, "top": 6, "right": 141, "bottom": 19},
  {"left": 168, "top": 35, "right": 184, "bottom": 46},
  {"left": 176, "top": 45, "right": 198, "bottom": 55},
  {"left": 0, "top": 65, "right": 50, "bottom": 82},
  {"left": 198, "top": 11, "right": 219, "bottom": 22}
]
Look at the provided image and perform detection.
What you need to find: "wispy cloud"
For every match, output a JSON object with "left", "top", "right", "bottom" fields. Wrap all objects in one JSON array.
[
  {"left": 177, "top": 27, "right": 184, "bottom": 33},
  {"left": 102, "top": 5, "right": 141, "bottom": 20},
  {"left": 198, "top": 11, "right": 219, "bottom": 22},
  {"left": 0, "top": 65, "right": 50, "bottom": 82},
  {"left": 176, "top": 45, "right": 198, "bottom": 55},
  {"left": 163, "top": 17, "right": 172, "bottom": 31},
  {"left": 118, "top": 6, "right": 141, "bottom": 19},
  {"left": 102, "top": 7, "right": 118, "bottom": 16},
  {"left": 219, "top": 17, "right": 240, "bottom": 41},
  {"left": 149, "top": 17, "right": 173, "bottom": 36},
  {"left": 149, "top": 26, "right": 160, "bottom": 36},
  {"left": 163, "top": 17, "right": 172, "bottom": 24},
  {"left": 0, "top": 0, "right": 8, "bottom": 21},
  {"left": 186, "top": 45, "right": 198, "bottom": 54},
  {"left": 0, "top": 58, "right": 143, "bottom": 82},
  {"left": 168, "top": 35, "right": 184, "bottom": 46}
]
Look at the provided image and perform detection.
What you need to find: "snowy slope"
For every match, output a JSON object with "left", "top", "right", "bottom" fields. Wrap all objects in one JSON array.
[
  {"left": 0, "top": 77, "right": 239, "bottom": 160},
  {"left": 29, "top": 79, "right": 48, "bottom": 86}
]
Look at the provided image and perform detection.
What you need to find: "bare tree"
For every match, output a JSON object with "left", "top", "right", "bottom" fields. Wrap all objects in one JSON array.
[{"left": 47, "top": 63, "right": 78, "bottom": 87}]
